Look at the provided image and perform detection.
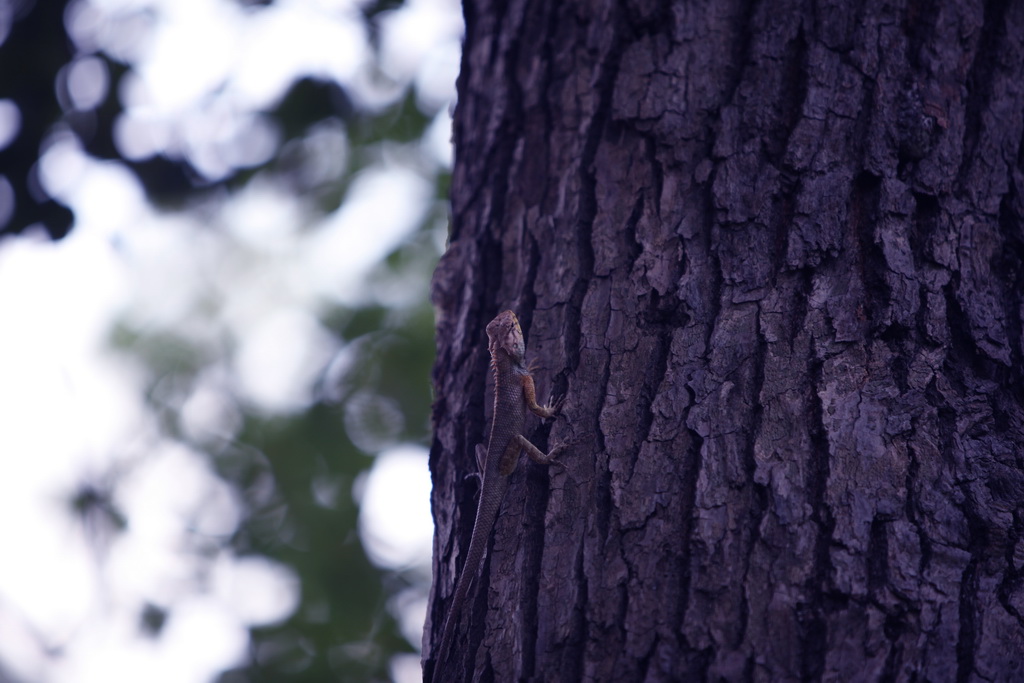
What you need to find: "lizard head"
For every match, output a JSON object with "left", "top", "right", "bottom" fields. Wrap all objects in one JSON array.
[{"left": 486, "top": 310, "right": 526, "bottom": 362}]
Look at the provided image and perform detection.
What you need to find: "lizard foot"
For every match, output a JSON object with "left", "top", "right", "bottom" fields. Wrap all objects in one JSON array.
[{"left": 536, "top": 393, "right": 566, "bottom": 419}]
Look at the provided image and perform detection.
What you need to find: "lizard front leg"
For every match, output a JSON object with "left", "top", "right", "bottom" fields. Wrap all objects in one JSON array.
[{"left": 520, "top": 372, "right": 563, "bottom": 419}]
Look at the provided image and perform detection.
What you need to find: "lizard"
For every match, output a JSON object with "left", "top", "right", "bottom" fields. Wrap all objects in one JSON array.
[{"left": 431, "top": 310, "right": 564, "bottom": 682}]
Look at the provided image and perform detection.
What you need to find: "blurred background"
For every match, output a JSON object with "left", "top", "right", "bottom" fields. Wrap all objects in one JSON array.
[{"left": 0, "top": 0, "right": 459, "bottom": 681}]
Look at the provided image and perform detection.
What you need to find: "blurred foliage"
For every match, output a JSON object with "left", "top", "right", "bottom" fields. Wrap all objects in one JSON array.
[
  {"left": 1, "top": 0, "right": 449, "bottom": 680},
  {"left": 0, "top": 0, "right": 76, "bottom": 237},
  {"left": 217, "top": 305, "right": 437, "bottom": 682}
]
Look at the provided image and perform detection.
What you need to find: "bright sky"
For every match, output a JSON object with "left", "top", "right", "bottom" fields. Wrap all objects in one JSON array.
[{"left": 0, "top": 0, "right": 459, "bottom": 681}]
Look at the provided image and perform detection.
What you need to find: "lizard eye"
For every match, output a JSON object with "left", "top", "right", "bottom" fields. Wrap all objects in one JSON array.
[{"left": 506, "top": 328, "right": 525, "bottom": 357}]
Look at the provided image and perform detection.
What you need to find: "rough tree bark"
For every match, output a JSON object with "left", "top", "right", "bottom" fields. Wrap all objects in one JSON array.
[{"left": 427, "top": 1, "right": 1024, "bottom": 681}]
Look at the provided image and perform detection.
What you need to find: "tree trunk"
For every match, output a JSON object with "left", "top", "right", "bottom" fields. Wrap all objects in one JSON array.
[{"left": 427, "top": 1, "right": 1024, "bottom": 681}]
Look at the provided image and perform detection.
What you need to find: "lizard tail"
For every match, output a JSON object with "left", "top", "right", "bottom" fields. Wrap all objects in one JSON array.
[
  {"left": 431, "top": 570, "right": 469, "bottom": 681},
  {"left": 430, "top": 477, "right": 505, "bottom": 682}
]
